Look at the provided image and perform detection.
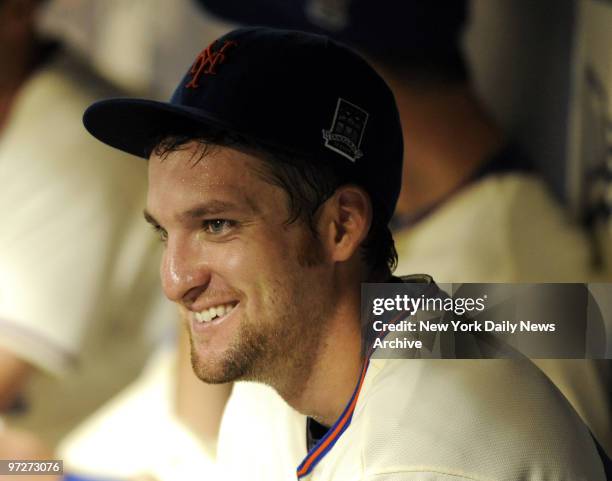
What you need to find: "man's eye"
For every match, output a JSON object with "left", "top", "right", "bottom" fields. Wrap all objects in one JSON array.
[
  {"left": 202, "top": 219, "right": 235, "bottom": 234},
  {"left": 151, "top": 225, "right": 168, "bottom": 243}
]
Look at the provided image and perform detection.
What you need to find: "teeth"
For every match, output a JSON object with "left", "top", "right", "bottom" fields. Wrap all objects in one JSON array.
[{"left": 194, "top": 303, "right": 236, "bottom": 323}]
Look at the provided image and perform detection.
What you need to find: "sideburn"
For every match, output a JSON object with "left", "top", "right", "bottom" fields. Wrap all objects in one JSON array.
[{"left": 296, "top": 226, "right": 326, "bottom": 268}]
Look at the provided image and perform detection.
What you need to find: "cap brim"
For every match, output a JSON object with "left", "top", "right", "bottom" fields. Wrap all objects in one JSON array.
[{"left": 83, "top": 98, "right": 235, "bottom": 159}]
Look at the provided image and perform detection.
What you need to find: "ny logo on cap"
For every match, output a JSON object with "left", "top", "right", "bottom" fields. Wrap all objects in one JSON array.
[
  {"left": 186, "top": 40, "right": 238, "bottom": 89},
  {"left": 323, "top": 98, "right": 369, "bottom": 162}
]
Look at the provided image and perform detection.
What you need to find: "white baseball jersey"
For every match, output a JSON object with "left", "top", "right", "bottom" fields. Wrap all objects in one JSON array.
[{"left": 218, "top": 357, "right": 606, "bottom": 481}]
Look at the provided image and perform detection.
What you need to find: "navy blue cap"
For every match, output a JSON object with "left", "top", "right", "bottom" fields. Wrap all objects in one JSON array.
[
  {"left": 83, "top": 27, "right": 403, "bottom": 222},
  {"left": 195, "top": 0, "right": 467, "bottom": 66}
]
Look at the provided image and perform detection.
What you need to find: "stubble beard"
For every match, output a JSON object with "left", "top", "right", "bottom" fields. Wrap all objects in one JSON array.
[
  {"left": 189, "top": 230, "right": 330, "bottom": 401},
  {"left": 190, "top": 305, "right": 325, "bottom": 398}
]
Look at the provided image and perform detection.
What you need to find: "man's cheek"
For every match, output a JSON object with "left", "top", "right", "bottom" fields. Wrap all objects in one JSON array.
[{"left": 216, "top": 246, "right": 246, "bottom": 272}]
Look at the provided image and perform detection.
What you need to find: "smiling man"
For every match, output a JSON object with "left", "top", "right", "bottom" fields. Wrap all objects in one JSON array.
[
  {"left": 83, "top": 27, "right": 606, "bottom": 481},
  {"left": 144, "top": 142, "right": 363, "bottom": 415}
]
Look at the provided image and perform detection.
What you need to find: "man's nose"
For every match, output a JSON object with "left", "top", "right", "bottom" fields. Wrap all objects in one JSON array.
[{"left": 161, "top": 237, "right": 210, "bottom": 306}]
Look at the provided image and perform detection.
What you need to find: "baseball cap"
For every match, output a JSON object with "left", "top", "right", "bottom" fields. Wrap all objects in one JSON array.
[
  {"left": 83, "top": 27, "right": 403, "bottom": 222},
  {"left": 195, "top": 0, "right": 467, "bottom": 67}
]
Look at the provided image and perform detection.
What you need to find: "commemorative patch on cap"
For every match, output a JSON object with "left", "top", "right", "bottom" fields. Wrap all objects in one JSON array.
[
  {"left": 83, "top": 27, "right": 403, "bottom": 223},
  {"left": 322, "top": 98, "right": 368, "bottom": 162}
]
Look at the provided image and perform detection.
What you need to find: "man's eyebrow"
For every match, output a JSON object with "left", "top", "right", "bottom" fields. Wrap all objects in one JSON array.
[
  {"left": 180, "top": 200, "right": 245, "bottom": 220},
  {"left": 143, "top": 199, "right": 255, "bottom": 227},
  {"left": 143, "top": 210, "right": 160, "bottom": 226}
]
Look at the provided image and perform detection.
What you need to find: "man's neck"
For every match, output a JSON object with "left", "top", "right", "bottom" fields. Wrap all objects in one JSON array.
[
  {"left": 387, "top": 80, "right": 504, "bottom": 218},
  {"left": 278, "top": 286, "right": 364, "bottom": 427}
]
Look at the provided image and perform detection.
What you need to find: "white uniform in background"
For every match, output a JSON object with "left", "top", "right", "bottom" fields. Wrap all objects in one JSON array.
[
  {"left": 0, "top": 48, "right": 173, "bottom": 444},
  {"left": 393, "top": 172, "right": 611, "bottom": 453},
  {"left": 58, "top": 346, "right": 215, "bottom": 481},
  {"left": 394, "top": 174, "right": 591, "bottom": 283}
]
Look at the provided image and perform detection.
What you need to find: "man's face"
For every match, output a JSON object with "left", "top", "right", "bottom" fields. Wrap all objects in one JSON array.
[{"left": 146, "top": 142, "right": 335, "bottom": 389}]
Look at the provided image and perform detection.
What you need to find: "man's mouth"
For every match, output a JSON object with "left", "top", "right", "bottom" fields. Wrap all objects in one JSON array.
[{"left": 193, "top": 302, "right": 239, "bottom": 324}]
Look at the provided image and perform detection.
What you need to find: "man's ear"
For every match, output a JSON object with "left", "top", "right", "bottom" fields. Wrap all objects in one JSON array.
[{"left": 318, "top": 185, "right": 372, "bottom": 263}]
